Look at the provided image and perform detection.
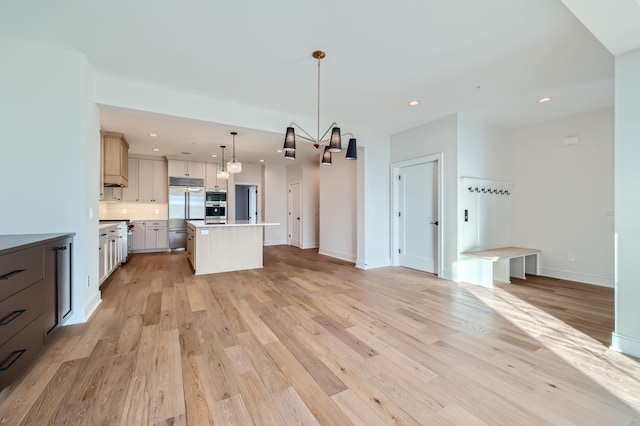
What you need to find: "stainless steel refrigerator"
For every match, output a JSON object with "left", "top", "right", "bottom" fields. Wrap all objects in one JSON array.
[{"left": 168, "top": 177, "right": 205, "bottom": 250}]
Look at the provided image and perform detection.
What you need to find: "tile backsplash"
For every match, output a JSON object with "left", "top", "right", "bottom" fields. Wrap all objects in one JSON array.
[{"left": 99, "top": 202, "right": 168, "bottom": 221}]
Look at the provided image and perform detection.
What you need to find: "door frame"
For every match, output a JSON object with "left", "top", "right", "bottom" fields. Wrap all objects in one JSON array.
[
  {"left": 288, "top": 181, "right": 302, "bottom": 247},
  {"left": 391, "top": 153, "right": 443, "bottom": 276}
]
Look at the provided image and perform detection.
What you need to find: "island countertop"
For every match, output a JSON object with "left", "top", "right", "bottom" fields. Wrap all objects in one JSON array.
[{"left": 187, "top": 220, "right": 279, "bottom": 228}]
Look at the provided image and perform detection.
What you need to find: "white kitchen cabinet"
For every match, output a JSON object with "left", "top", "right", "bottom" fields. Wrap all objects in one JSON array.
[
  {"left": 186, "top": 223, "right": 195, "bottom": 269},
  {"left": 138, "top": 159, "right": 167, "bottom": 203},
  {"left": 205, "top": 163, "right": 227, "bottom": 190},
  {"left": 168, "top": 160, "right": 205, "bottom": 179},
  {"left": 102, "top": 187, "right": 123, "bottom": 201},
  {"left": 131, "top": 220, "right": 167, "bottom": 252},
  {"left": 99, "top": 230, "right": 107, "bottom": 283},
  {"left": 131, "top": 221, "right": 146, "bottom": 251},
  {"left": 122, "top": 158, "right": 139, "bottom": 202},
  {"left": 145, "top": 223, "right": 168, "bottom": 250}
]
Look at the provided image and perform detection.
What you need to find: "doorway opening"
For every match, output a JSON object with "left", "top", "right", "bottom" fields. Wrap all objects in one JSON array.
[
  {"left": 235, "top": 184, "right": 258, "bottom": 223},
  {"left": 288, "top": 182, "right": 301, "bottom": 247},
  {"left": 391, "top": 153, "right": 443, "bottom": 276}
]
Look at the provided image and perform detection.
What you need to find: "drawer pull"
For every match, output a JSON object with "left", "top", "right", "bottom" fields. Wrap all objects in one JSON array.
[
  {"left": 0, "top": 349, "right": 26, "bottom": 372},
  {"left": 0, "top": 269, "right": 25, "bottom": 281},
  {"left": 0, "top": 309, "right": 26, "bottom": 326}
]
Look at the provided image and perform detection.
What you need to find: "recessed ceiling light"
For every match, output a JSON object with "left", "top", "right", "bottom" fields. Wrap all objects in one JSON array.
[
  {"left": 277, "top": 149, "right": 283, "bottom": 153},
  {"left": 407, "top": 100, "right": 420, "bottom": 107},
  {"left": 211, "top": 154, "right": 217, "bottom": 158},
  {"left": 537, "top": 97, "right": 553, "bottom": 104},
  {"left": 259, "top": 159, "right": 265, "bottom": 163},
  {"left": 152, "top": 148, "right": 160, "bottom": 152},
  {"left": 149, "top": 133, "right": 158, "bottom": 138}
]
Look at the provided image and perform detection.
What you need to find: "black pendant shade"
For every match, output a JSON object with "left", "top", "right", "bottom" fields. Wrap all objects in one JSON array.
[
  {"left": 328, "top": 127, "right": 341, "bottom": 152},
  {"left": 345, "top": 138, "right": 357, "bottom": 160},
  {"left": 321, "top": 146, "right": 332, "bottom": 165},
  {"left": 283, "top": 127, "right": 296, "bottom": 151},
  {"left": 284, "top": 150, "right": 296, "bottom": 160}
]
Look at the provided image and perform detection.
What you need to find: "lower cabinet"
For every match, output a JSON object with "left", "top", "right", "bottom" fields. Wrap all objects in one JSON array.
[
  {"left": 131, "top": 221, "right": 168, "bottom": 252},
  {"left": 0, "top": 233, "right": 74, "bottom": 390},
  {"left": 186, "top": 224, "right": 195, "bottom": 269}
]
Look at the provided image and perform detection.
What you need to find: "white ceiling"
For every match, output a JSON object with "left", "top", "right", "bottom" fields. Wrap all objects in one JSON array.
[{"left": 1, "top": 0, "right": 636, "bottom": 165}]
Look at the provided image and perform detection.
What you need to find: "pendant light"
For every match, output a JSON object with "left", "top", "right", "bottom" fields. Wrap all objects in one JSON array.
[
  {"left": 321, "top": 146, "right": 332, "bottom": 165},
  {"left": 283, "top": 50, "right": 357, "bottom": 161},
  {"left": 217, "top": 145, "right": 229, "bottom": 180},
  {"left": 284, "top": 150, "right": 296, "bottom": 160},
  {"left": 227, "top": 131, "right": 242, "bottom": 173}
]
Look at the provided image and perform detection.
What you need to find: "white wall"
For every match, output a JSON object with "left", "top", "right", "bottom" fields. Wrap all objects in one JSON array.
[
  {"left": 390, "top": 115, "right": 458, "bottom": 280},
  {"left": 511, "top": 107, "right": 614, "bottom": 287},
  {"left": 612, "top": 48, "right": 640, "bottom": 358},
  {"left": 263, "top": 164, "right": 287, "bottom": 245},
  {"left": 319, "top": 152, "right": 357, "bottom": 262},
  {"left": 302, "top": 161, "right": 320, "bottom": 249},
  {"left": 0, "top": 37, "right": 100, "bottom": 323}
]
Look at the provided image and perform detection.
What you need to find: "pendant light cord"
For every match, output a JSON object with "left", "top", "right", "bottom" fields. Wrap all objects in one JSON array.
[{"left": 317, "top": 56, "right": 321, "bottom": 144}]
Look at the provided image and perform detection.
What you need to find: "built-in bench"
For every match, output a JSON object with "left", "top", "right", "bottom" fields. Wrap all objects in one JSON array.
[{"left": 460, "top": 246, "right": 540, "bottom": 286}]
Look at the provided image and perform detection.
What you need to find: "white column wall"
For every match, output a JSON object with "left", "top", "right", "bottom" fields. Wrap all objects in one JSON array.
[
  {"left": 263, "top": 164, "right": 288, "bottom": 245},
  {"left": 612, "top": 48, "right": 640, "bottom": 357},
  {"left": 0, "top": 37, "right": 100, "bottom": 323},
  {"left": 319, "top": 151, "right": 357, "bottom": 262},
  {"left": 390, "top": 115, "right": 458, "bottom": 280}
]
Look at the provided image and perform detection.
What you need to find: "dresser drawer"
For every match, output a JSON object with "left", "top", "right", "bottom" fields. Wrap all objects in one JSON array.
[
  {"left": 0, "top": 246, "right": 44, "bottom": 302},
  {"left": 0, "top": 280, "right": 44, "bottom": 347},
  {"left": 0, "top": 314, "right": 44, "bottom": 390}
]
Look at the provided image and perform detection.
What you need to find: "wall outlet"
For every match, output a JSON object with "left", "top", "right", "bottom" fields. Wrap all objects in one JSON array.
[{"left": 568, "top": 252, "right": 575, "bottom": 262}]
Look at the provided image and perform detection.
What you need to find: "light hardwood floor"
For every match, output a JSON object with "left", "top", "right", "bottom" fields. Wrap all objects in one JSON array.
[{"left": 1, "top": 246, "right": 639, "bottom": 425}]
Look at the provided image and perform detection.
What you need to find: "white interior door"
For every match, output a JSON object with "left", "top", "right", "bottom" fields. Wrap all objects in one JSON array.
[
  {"left": 288, "top": 182, "right": 301, "bottom": 247},
  {"left": 398, "top": 161, "right": 438, "bottom": 273},
  {"left": 248, "top": 185, "right": 257, "bottom": 224}
]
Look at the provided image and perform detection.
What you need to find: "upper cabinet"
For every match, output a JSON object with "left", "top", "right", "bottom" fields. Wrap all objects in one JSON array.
[
  {"left": 205, "top": 163, "right": 227, "bottom": 190},
  {"left": 121, "top": 157, "right": 167, "bottom": 203},
  {"left": 103, "top": 131, "right": 129, "bottom": 187},
  {"left": 122, "top": 158, "right": 139, "bottom": 202},
  {"left": 138, "top": 159, "right": 167, "bottom": 203},
  {"left": 168, "top": 160, "right": 205, "bottom": 179}
]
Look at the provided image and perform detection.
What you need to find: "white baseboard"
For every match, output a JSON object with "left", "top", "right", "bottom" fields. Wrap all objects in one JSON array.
[
  {"left": 318, "top": 248, "right": 356, "bottom": 263},
  {"left": 301, "top": 243, "right": 319, "bottom": 249},
  {"left": 611, "top": 332, "right": 640, "bottom": 358},
  {"left": 355, "top": 258, "right": 391, "bottom": 269},
  {"left": 539, "top": 268, "right": 613, "bottom": 288},
  {"left": 64, "top": 294, "right": 102, "bottom": 325},
  {"left": 264, "top": 240, "right": 287, "bottom": 246}
]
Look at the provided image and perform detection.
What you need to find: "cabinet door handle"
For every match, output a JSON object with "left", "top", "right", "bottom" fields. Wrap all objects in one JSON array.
[
  {"left": 0, "top": 349, "right": 26, "bottom": 371},
  {"left": 0, "top": 269, "right": 25, "bottom": 281},
  {"left": 0, "top": 309, "right": 26, "bottom": 326}
]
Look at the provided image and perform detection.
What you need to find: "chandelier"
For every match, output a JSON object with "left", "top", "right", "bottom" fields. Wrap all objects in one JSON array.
[
  {"left": 283, "top": 50, "right": 357, "bottom": 162},
  {"left": 227, "top": 131, "right": 242, "bottom": 173}
]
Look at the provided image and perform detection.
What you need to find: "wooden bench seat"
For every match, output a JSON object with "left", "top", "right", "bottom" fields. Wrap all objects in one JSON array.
[{"left": 460, "top": 246, "right": 540, "bottom": 285}]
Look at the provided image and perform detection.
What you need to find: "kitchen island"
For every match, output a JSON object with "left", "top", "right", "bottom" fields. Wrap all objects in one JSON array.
[{"left": 186, "top": 220, "right": 278, "bottom": 275}]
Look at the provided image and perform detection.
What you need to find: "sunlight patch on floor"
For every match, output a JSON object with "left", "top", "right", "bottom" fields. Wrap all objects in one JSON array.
[{"left": 463, "top": 283, "right": 640, "bottom": 413}]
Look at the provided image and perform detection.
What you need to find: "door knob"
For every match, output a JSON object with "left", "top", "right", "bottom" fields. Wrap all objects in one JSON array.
[
  {"left": 431, "top": 221, "right": 439, "bottom": 226},
  {"left": 297, "top": 217, "right": 300, "bottom": 220}
]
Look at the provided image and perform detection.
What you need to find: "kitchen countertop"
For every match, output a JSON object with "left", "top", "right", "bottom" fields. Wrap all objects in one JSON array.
[
  {"left": 187, "top": 220, "right": 279, "bottom": 228},
  {"left": 0, "top": 233, "right": 76, "bottom": 255},
  {"left": 99, "top": 222, "right": 124, "bottom": 230}
]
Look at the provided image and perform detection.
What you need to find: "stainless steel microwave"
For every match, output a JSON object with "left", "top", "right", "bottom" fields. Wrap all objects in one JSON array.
[{"left": 205, "top": 190, "right": 227, "bottom": 203}]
